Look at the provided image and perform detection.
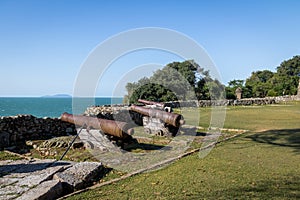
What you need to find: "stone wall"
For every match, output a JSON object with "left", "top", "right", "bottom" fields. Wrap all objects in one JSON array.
[
  {"left": 166, "top": 95, "right": 300, "bottom": 108},
  {"left": 84, "top": 105, "right": 143, "bottom": 125},
  {"left": 0, "top": 115, "right": 77, "bottom": 149},
  {"left": 84, "top": 95, "right": 300, "bottom": 116}
]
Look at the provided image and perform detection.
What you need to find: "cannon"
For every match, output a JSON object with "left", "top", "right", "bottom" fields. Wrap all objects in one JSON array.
[
  {"left": 130, "top": 105, "right": 185, "bottom": 136},
  {"left": 60, "top": 112, "right": 134, "bottom": 140},
  {"left": 138, "top": 99, "right": 173, "bottom": 112},
  {"left": 138, "top": 99, "right": 165, "bottom": 108},
  {"left": 130, "top": 105, "right": 184, "bottom": 127}
]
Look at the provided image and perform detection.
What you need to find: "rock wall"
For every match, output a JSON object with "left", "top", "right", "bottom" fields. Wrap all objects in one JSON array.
[
  {"left": 84, "top": 95, "right": 300, "bottom": 117},
  {"left": 0, "top": 115, "right": 77, "bottom": 149},
  {"left": 84, "top": 105, "right": 143, "bottom": 125},
  {"left": 166, "top": 95, "right": 299, "bottom": 108}
]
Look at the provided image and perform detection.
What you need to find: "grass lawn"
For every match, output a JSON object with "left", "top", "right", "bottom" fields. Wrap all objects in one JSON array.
[{"left": 66, "top": 101, "right": 300, "bottom": 199}]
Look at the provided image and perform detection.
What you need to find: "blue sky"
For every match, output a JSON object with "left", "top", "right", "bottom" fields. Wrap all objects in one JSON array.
[{"left": 0, "top": 0, "right": 299, "bottom": 97}]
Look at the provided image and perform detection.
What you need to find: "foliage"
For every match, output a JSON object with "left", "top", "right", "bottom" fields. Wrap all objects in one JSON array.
[
  {"left": 125, "top": 60, "right": 225, "bottom": 103},
  {"left": 226, "top": 55, "right": 300, "bottom": 98},
  {"left": 126, "top": 55, "right": 300, "bottom": 101},
  {"left": 226, "top": 79, "right": 243, "bottom": 99},
  {"left": 271, "top": 55, "right": 300, "bottom": 95},
  {"left": 245, "top": 70, "right": 274, "bottom": 97}
]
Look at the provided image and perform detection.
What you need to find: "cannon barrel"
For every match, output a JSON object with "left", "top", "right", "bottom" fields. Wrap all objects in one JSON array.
[
  {"left": 130, "top": 105, "right": 185, "bottom": 127},
  {"left": 138, "top": 99, "right": 165, "bottom": 107},
  {"left": 60, "top": 112, "right": 134, "bottom": 139}
]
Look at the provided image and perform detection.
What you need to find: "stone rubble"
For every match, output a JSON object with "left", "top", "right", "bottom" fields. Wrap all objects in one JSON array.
[{"left": 0, "top": 159, "right": 103, "bottom": 200}]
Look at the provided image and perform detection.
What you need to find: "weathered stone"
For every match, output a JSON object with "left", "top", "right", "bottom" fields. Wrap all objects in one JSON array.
[
  {"left": 0, "top": 131, "right": 10, "bottom": 149},
  {"left": 235, "top": 87, "right": 242, "bottom": 100},
  {"left": 15, "top": 179, "right": 63, "bottom": 200},
  {"left": 15, "top": 164, "right": 66, "bottom": 188},
  {"left": 0, "top": 177, "right": 19, "bottom": 187},
  {"left": 54, "top": 162, "right": 103, "bottom": 190},
  {"left": 79, "top": 130, "right": 121, "bottom": 152},
  {"left": 0, "top": 159, "right": 74, "bottom": 200},
  {"left": 66, "top": 127, "right": 73, "bottom": 133},
  {"left": 0, "top": 184, "right": 29, "bottom": 200}
]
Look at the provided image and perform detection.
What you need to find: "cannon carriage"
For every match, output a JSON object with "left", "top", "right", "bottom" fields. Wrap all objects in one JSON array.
[{"left": 131, "top": 99, "right": 185, "bottom": 137}]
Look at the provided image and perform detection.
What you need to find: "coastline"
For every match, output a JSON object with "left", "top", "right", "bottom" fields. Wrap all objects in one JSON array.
[{"left": 0, "top": 97, "right": 123, "bottom": 118}]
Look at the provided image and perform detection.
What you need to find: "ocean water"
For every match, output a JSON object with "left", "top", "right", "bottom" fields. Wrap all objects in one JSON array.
[{"left": 0, "top": 97, "right": 123, "bottom": 118}]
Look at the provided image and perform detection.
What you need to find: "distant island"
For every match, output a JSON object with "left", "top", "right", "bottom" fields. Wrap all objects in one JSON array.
[{"left": 41, "top": 94, "right": 72, "bottom": 98}]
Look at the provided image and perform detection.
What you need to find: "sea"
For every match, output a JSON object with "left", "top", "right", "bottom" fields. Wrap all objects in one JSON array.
[{"left": 0, "top": 97, "right": 123, "bottom": 118}]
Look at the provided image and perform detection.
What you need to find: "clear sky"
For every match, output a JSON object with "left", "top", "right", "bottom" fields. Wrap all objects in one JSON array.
[{"left": 0, "top": 0, "right": 299, "bottom": 97}]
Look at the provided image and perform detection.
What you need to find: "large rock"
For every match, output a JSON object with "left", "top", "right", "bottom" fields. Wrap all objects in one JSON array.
[
  {"left": 54, "top": 162, "right": 103, "bottom": 190},
  {"left": 0, "top": 159, "right": 105, "bottom": 199},
  {"left": 16, "top": 179, "right": 63, "bottom": 200},
  {"left": 0, "top": 159, "right": 73, "bottom": 199},
  {"left": 15, "top": 164, "right": 68, "bottom": 188}
]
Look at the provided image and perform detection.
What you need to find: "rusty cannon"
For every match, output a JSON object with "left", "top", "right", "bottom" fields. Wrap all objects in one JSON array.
[
  {"left": 60, "top": 112, "right": 134, "bottom": 140},
  {"left": 130, "top": 105, "right": 184, "bottom": 127},
  {"left": 130, "top": 105, "right": 185, "bottom": 136},
  {"left": 138, "top": 99, "right": 165, "bottom": 108}
]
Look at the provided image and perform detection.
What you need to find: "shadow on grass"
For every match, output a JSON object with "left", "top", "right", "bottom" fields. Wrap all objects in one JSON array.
[
  {"left": 246, "top": 129, "right": 300, "bottom": 152},
  {"left": 210, "top": 175, "right": 300, "bottom": 199},
  {"left": 124, "top": 142, "right": 172, "bottom": 152},
  {"left": 180, "top": 127, "right": 207, "bottom": 136}
]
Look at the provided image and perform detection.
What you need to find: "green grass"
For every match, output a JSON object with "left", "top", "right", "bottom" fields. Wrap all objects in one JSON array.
[
  {"left": 29, "top": 146, "right": 99, "bottom": 162},
  {"left": 66, "top": 101, "right": 300, "bottom": 199},
  {"left": 0, "top": 151, "right": 21, "bottom": 161},
  {"left": 182, "top": 101, "right": 300, "bottom": 131}
]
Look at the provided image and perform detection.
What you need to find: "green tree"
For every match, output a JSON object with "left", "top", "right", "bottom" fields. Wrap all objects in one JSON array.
[
  {"left": 272, "top": 55, "right": 300, "bottom": 95},
  {"left": 225, "top": 55, "right": 300, "bottom": 98},
  {"left": 125, "top": 60, "right": 224, "bottom": 103},
  {"left": 245, "top": 70, "right": 274, "bottom": 97},
  {"left": 225, "top": 79, "right": 252, "bottom": 99}
]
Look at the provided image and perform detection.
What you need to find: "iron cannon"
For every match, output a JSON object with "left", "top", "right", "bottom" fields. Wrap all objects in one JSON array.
[
  {"left": 130, "top": 105, "right": 184, "bottom": 127},
  {"left": 137, "top": 99, "right": 165, "bottom": 108},
  {"left": 60, "top": 112, "right": 134, "bottom": 140},
  {"left": 130, "top": 104, "right": 184, "bottom": 136}
]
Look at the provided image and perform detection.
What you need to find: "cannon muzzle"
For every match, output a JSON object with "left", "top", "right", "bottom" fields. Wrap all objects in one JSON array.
[
  {"left": 60, "top": 112, "right": 134, "bottom": 139},
  {"left": 130, "top": 105, "right": 185, "bottom": 127}
]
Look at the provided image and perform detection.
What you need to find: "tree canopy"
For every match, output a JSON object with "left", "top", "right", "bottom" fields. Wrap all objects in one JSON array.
[
  {"left": 225, "top": 55, "right": 300, "bottom": 99},
  {"left": 125, "top": 55, "right": 300, "bottom": 102},
  {"left": 125, "top": 60, "right": 224, "bottom": 103}
]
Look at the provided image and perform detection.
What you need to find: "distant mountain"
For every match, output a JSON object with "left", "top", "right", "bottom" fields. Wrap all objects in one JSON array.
[{"left": 41, "top": 94, "right": 72, "bottom": 98}]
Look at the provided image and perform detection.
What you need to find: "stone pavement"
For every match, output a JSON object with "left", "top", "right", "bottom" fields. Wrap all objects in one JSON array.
[{"left": 0, "top": 159, "right": 103, "bottom": 200}]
